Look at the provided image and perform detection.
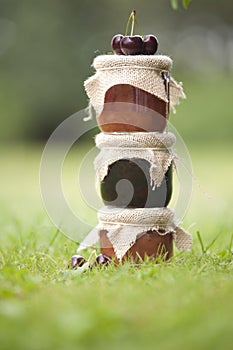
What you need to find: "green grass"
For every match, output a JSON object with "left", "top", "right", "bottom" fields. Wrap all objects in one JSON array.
[{"left": 0, "top": 141, "right": 232, "bottom": 350}]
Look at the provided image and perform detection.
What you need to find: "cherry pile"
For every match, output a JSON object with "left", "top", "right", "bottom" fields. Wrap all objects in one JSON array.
[
  {"left": 111, "top": 34, "right": 158, "bottom": 56},
  {"left": 71, "top": 253, "right": 112, "bottom": 270},
  {"left": 111, "top": 10, "right": 158, "bottom": 56}
]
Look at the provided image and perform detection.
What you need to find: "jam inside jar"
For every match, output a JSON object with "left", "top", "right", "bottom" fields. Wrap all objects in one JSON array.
[
  {"left": 100, "top": 158, "right": 173, "bottom": 208},
  {"left": 99, "top": 229, "right": 173, "bottom": 262},
  {"left": 97, "top": 79, "right": 169, "bottom": 133}
]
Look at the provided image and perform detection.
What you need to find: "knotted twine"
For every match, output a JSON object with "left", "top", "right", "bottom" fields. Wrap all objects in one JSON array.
[
  {"left": 94, "top": 131, "right": 176, "bottom": 190},
  {"left": 77, "top": 207, "right": 193, "bottom": 260},
  {"left": 84, "top": 54, "right": 186, "bottom": 115}
]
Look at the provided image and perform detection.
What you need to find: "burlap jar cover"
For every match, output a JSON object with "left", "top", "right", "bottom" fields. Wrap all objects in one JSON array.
[
  {"left": 95, "top": 131, "right": 176, "bottom": 190},
  {"left": 84, "top": 54, "right": 186, "bottom": 115},
  {"left": 78, "top": 207, "right": 193, "bottom": 260}
]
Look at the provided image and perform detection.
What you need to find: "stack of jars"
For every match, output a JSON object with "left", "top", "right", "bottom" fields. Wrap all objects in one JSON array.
[
  {"left": 83, "top": 54, "right": 191, "bottom": 262},
  {"left": 95, "top": 80, "right": 175, "bottom": 261}
]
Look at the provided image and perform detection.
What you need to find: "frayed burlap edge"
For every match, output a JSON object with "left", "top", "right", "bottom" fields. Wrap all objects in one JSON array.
[
  {"left": 77, "top": 207, "right": 193, "bottom": 259},
  {"left": 84, "top": 55, "right": 186, "bottom": 116},
  {"left": 94, "top": 131, "right": 176, "bottom": 189}
]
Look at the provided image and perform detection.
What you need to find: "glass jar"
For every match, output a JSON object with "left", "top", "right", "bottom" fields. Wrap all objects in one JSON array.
[
  {"left": 97, "top": 81, "right": 169, "bottom": 132},
  {"left": 99, "top": 229, "right": 173, "bottom": 262},
  {"left": 100, "top": 158, "right": 173, "bottom": 208}
]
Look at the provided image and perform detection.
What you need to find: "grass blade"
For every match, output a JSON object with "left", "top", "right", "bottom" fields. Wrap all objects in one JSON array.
[
  {"left": 206, "top": 234, "right": 220, "bottom": 251},
  {"left": 229, "top": 233, "right": 233, "bottom": 253},
  {"left": 46, "top": 228, "right": 61, "bottom": 253},
  {"left": 196, "top": 231, "right": 205, "bottom": 254}
]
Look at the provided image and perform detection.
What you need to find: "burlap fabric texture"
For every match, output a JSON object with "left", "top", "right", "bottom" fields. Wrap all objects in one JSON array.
[
  {"left": 94, "top": 131, "right": 176, "bottom": 190},
  {"left": 77, "top": 207, "right": 193, "bottom": 260},
  {"left": 84, "top": 54, "right": 186, "bottom": 115}
]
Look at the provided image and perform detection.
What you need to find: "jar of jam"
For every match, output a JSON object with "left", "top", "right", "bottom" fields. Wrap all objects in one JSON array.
[
  {"left": 97, "top": 82, "right": 169, "bottom": 133},
  {"left": 99, "top": 229, "right": 173, "bottom": 262},
  {"left": 100, "top": 158, "right": 173, "bottom": 208},
  {"left": 84, "top": 55, "right": 172, "bottom": 133}
]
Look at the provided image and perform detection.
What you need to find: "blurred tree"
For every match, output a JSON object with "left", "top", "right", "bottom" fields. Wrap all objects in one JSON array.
[{"left": 170, "top": 0, "right": 192, "bottom": 10}]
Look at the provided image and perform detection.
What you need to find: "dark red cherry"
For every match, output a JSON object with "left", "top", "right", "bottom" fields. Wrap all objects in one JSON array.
[
  {"left": 111, "top": 34, "right": 124, "bottom": 55},
  {"left": 143, "top": 35, "right": 158, "bottom": 55},
  {"left": 95, "top": 254, "right": 112, "bottom": 267},
  {"left": 71, "top": 255, "right": 86, "bottom": 269},
  {"left": 120, "top": 35, "right": 143, "bottom": 55}
]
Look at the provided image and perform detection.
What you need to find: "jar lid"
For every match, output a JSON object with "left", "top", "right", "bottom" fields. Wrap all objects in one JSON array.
[
  {"left": 85, "top": 54, "right": 185, "bottom": 114},
  {"left": 93, "top": 54, "right": 173, "bottom": 72}
]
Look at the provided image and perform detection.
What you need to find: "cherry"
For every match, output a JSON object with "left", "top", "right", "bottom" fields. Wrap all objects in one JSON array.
[
  {"left": 111, "top": 34, "right": 124, "bottom": 55},
  {"left": 95, "top": 254, "right": 112, "bottom": 267},
  {"left": 71, "top": 255, "right": 86, "bottom": 269},
  {"left": 143, "top": 35, "right": 158, "bottom": 55},
  {"left": 120, "top": 35, "right": 143, "bottom": 55}
]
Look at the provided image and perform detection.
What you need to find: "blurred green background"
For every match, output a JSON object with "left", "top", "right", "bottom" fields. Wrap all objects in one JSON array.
[
  {"left": 0, "top": 2, "right": 233, "bottom": 350},
  {"left": 0, "top": 0, "right": 232, "bottom": 241},
  {"left": 0, "top": 0, "right": 232, "bottom": 144}
]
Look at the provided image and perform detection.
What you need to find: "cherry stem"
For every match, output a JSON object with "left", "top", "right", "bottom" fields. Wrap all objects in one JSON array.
[
  {"left": 125, "top": 9, "right": 136, "bottom": 36},
  {"left": 130, "top": 10, "right": 136, "bottom": 36},
  {"left": 135, "top": 17, "right": 144, "bottom": 37}
]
